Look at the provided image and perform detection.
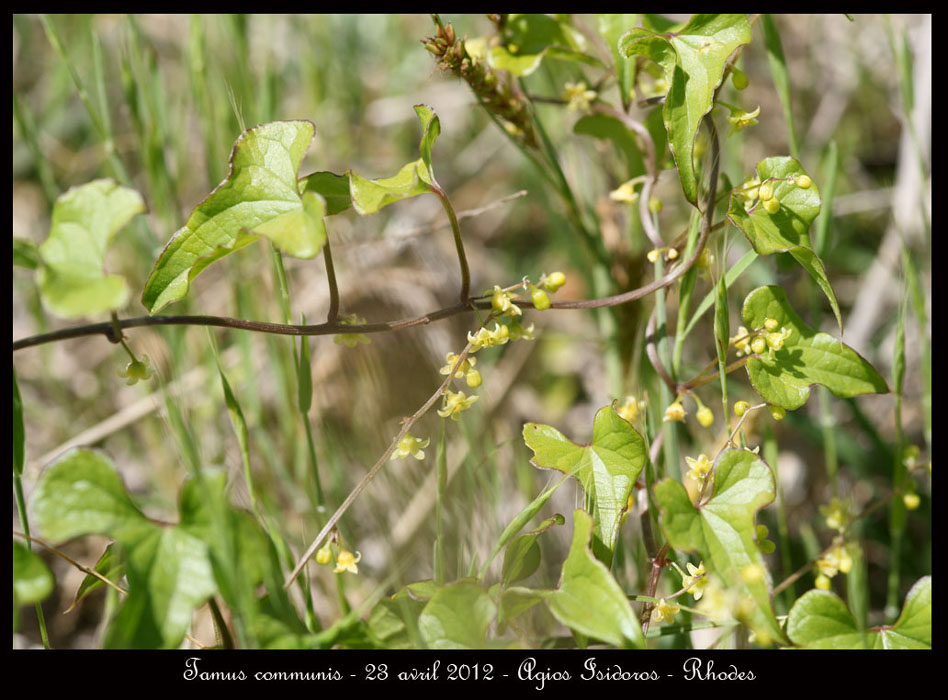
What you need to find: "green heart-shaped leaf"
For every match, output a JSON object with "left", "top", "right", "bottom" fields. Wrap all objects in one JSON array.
[
  {"left": 787, "top": 576, "right": 930, "bottom": 649},
  {"left": 654, "top": 447, "right": 786, "bottom": 643},
  {"left": 367, "top": 587, "right": 427, "bottom": 649},
  {"left": 523, "top": 404, "right": 646, "bottom": 552},
  {"left": 728, "top": 156, "right": 841, "bottom": 329},
  {"left": 38, "top": 179, "right": 146, "bottom": 318},
  {"left": 32, "top": 449, "right": 217, "bottom": 648},
  {"left": 142, "top": 120, "right": 325, "bottom": 314},
  {"left": 742, "top": 286, "right": 888, "bottom": 410},
  {"left": 540, "top": 509, "right": 645, "bottom": 648},
  {"left": 501, "top": 514, "right": 564, "bottom": 586},
  {"left": 620, "top": 14, "right": 752, "bottom": 205}
]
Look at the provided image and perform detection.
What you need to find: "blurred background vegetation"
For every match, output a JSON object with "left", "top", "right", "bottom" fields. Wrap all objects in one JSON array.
[{"left": 13, "top": 14, "right": 930, "bottom": 648}]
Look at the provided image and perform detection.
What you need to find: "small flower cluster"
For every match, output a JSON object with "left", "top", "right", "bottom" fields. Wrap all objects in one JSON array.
[
  {"left": 315, "top": 531, "right": 363, "bottom": 575},
  {"left": 438, "top": 389, "right": 479, "bottom": 421},
  {"left": 731, "top": 317, "right": 791, "bottom": 360},
  {"left": 739, "top": 172, "right": 812, "bottom": 215},
  {"left": 563, "top": 80, "right": 597, "bottom": 113},
  {"left": 647, "top": 246, "right": 678, "bottom": 264},
  {"left": 819, "top": 497, "right": 851, "bottom": 533},
  {"left": 814, "top": 541, "right": 853, "bottom": 590},
  {"left": 663, "top": 394, "right": 714, "bottom": 429}
]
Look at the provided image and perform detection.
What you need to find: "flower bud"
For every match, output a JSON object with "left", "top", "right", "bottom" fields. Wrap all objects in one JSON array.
[
  {"left": 763, "top": 197, "right": 781, "bottom": 214},
  {"left": 751, "top": 337, "right": 767, "bottom": 355},
  {"left": 734, "top": 400, "right": 751, "bottom": 417},
  {"left": 543, "top": 271, "right": 566, "bottom": 292},
  {"left": 731, "top": 67, "right": 749, "bottom": 90},
  {"left": 758, "top": 183, "right": 774, "bottom": 201},
  {"left": 903, "top": 492, "right": 921, "bottom": 510},
  {"left": 316, "top": 545, "right": 333, "bottom": 566},
  {"left": 531, "top": 288, "right": 551, "bottom": 310},
  {"left": 795, "top": 175, "right": 812, "bottom": 189},
  {"left": 697, "top": 406, "right": 714, "bottom": 428},
  {"left": 769, "top": 405, "right": 786, "bottom": 421}
]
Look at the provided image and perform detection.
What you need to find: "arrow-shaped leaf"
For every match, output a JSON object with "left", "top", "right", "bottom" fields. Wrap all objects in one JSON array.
[
  {"left": 742, "top": 286, "right": 888, "bottom": 410},
  {"left": 620, "top": 14, "right": 752, "bottom": 205},
  {"left": 654, "top": 447, "right": 786, "bottom": 643},
  {"left": 728, "top": 156, "right": 841, "bottom": 329},
  {"left": 38, "top": 179, "right": 146, "bottom": 318},
  {"left": 523, "top": 404, "right": 646, "bottom": 552},
  {"left": 418, "top": 582, "right": 496, "bottom": 649},
  {"left": 142, "top": 120, "right": 325, "bottom": 314}
]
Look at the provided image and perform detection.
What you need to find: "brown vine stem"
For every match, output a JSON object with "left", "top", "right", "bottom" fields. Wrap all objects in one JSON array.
[
  {"left": 283, "top": 341, "right": 476, "bottom": 589},
  {"left": 322, "top": 235, "right": 340, "bottom": 324}
]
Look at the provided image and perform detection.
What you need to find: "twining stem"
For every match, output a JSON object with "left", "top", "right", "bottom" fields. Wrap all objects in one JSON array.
[
  {"left": 323, "top": 235, "right": 340, "bottom": 323},
  {"left": 284, "top": 341, "right": 476, "bottom": 588},
  {"left": 432, "top": 185, "right": 471, "bottom": 303}
]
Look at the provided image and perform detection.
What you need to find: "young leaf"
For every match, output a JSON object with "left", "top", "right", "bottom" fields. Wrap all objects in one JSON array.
[
  {"left": 348, "top": 105, "right": 442, "bottom": 216},
  {"left": 489, "top": 14, "right": 601, "bottom": 77},
  {"left": 523, "top": 404, "right": 646, "bottom": 552},
  {"left": 727, "top": 156, "right": 841, "bottom": 329},
  {"left": 501, "top": 514, "right": 564, "bottom": 586},
  {"left": 742, "top": 286, "right": 889, "bottom": 410},
  {"left": 32, "top": 449, "right": 217, "bottom": 649},
  {"left": 620, "top": 14, "right": 752, "bottom": 205},
  {"left": 539, "top": 510, "right": 645, "bottom": 648},
  {"left": 787, "top": 576, "right": 930, "bottom": 649},
  {"left": 13, "top": 540, "right": 55, "bottom": 606},
  {"left": 653, "top": 447, "right": 786, "bottom": 643},
  {"left": 597, "top": 15, "right": 640, "bottom": 111},
  {"left": 142, "top": 120, "right": 325, "bottom": 314},
  {"left": 65, "top": 543, "right": 125, "bottom": 613},
  {"left": 37, "top": 179, "right": 146, "bottom": 318},
  {"left": 418, "top": 582, "right": 497, "bottom": 649}
]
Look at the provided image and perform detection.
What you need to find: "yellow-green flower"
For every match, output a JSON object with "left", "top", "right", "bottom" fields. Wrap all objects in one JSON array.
[
  {"left": 609, "top": 182, "right": 639, "bottom": 204},
  {"left": 438, "top": 389, "right": 479, "bottom": 421},
  {"left": 727, "top": 105, "right": 760, "bottom": 135},
  {"left": 616, "top": 395, "right": 646, "bottom": 424},
  {"left": 651, "top": 598, "right": 680, "bottom": 624},
  {"left": 491, "top": 285, "right": 522, "bottom": 317},
  {"left": 731, "top": 326, "right": 753, "bottom": 357},
  {"left": 663, "top": 400, "right": 686, "bottom": 423},
  {"left": 685, "top": 453, "right": 713, "bottom": 482},
  {"left": 563, "top": 81, "right": 597, "bottom": 113},
  {"left": 819, "top": 497, "right": 850, "bottom": 532},
  {"left": 439, "top": 352, "right": 481, "bottom": 387},
  {"left": 680, "top": 561, "right": 708, "bottom": 601},
  {"left": 467, "top": 323, "right": 510, "bottom": 351},
  {"left": 507, "top": 320, "right": 535, "bottom": 342},
  {"left": 334, "top": 548, "right": 361, "bottom": 574},
  {"left": 392, "top": 432, "right": 430, "bottom": 461},
  {"left": 118, "top": 355, "right": 153, "bottom": 385}
]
